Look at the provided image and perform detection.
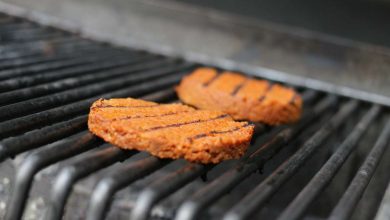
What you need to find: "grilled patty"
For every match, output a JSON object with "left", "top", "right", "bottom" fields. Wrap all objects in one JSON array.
[
  {"left": 88, "top": 98, "right": 254, "bottom": 163},
  {"left": 175, "top": 68, "right": 303, "bottom": 125}
]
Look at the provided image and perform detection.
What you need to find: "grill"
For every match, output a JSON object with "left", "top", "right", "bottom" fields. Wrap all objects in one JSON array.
[{"left": 0, "top": 13, "right": 390, "bottom": 220}]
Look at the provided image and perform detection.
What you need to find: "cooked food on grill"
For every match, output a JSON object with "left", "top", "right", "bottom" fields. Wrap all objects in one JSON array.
[
  {"left": 175, "top": 68, "right": 302, "bottom": 125},
  {"left": 88, "top": 98, "right": 254, "bottom": 163}
]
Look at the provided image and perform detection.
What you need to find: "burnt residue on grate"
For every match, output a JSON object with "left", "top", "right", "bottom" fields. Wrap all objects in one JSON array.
[{"left": 0, "top": 13, "right": 390, "bottom": 220}]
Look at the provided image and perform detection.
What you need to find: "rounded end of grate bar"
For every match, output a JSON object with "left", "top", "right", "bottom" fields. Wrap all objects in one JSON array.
[
  {"left": 174, "top": 200, "right": 202, "bottom": 220},
  {"left": 131, "top": 188, "right": 159, "bottom": 220},
  {"left": 0, "top": 143, "right": 9, "bottom": 163}
]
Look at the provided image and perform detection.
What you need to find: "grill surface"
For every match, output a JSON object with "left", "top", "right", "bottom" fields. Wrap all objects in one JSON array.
[{"left": 0, "top": 13, "right": 390, "bottom": 220}]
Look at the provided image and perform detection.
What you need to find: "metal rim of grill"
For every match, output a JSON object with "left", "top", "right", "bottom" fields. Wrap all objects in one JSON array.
[{"left": 0, "top": 12, "right": 389, "bottom": 220}]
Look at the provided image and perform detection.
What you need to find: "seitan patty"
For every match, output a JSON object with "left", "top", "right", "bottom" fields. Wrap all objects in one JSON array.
[
  {"left": 88, "top": 98, "right": 254, "bottom": 163},
  {"left": 175, "top": 68, "right": 302, "bottom": 125}
]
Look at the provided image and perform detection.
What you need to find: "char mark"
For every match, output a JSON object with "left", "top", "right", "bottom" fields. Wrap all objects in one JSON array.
[
  {"left": 100, "top": 111, "right": 191, "bottom": 122},
  {"left": 258, "top": 82, "right": 273, "bottom": 102},
  {"left": 231, "top": 80, "right": 247, "bottom": 96},
  {"left": 189, "top": 123, "right": 253, "bottom": 140},
  {"left": 145, "top": 114, "right": 229, "bottom": 132},
  {"left": 203, "top": 72, "right": 221, "bottom": 87}
]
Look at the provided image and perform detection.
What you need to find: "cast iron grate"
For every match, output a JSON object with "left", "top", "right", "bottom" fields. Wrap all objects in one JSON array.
[{"left": 0, "top": 13, "right": 389, "bottom": 220}]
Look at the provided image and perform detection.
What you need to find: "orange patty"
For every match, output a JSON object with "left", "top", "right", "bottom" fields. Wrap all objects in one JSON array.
[
  {"left": 175, "top": 68, "right": 302, "bottom": 125},
  {"left": 88, "top": 98, "right": 254, "bottom": 163}
]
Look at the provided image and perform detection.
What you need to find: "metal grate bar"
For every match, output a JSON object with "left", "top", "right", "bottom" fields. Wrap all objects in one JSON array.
[
  {"left": 277, "top": 104, "right": 381, "bottom": 220},
  {"left": 0, "top": 38, "right": 92, "bottom": 60},
  {"left": 0, "top": 63, "right": 193, "bottom": 121},
  {"left": 86, "top": 157, "right": 170, "bottom": 220},
  {"left": 0, "top": 22, "right": 34, "bottom": 32},
  {"left": 0, "top": 115, "right": 87, "bottom": 162},
  {"left": 0, "top": 15, "right": 16, "bottom": 25},
  {"left": 0, "top": 37, "right": 75, "bottom": 55},
  {"left": 0, "top": 52, "right": 152, "bottom": 92},
  {"left": 0, "top": 49, "right": 134, "bottom": 81},
  {"left": 139, "top": 88, "right": 177, "bottom": 103},
  {"left": 4, "top": 132, "right": 101, "bottom": 220},
  {"left": 0, "top": 27, "right": 61, "bottom": 36},
  {"left": 0, "top": 38, "right": 100, "bottom": 54},
  {"left": 132, "top": 163, "right": 211, "bottom": 220},
  {"left": 299, "top": 90, "right": 319, "bottom": 104},
  {"left": 0, "top": 80, "right": 179, "bottom": 138},
  {"left": 0, "top": 43, "right": 115, "bottom": 70},
  {"left": 174, "top": 94, "right": 336, "bottom": 220},
  {"left": 0, "top": 37, "right": 89, "bottom": 56},
  {"left": 0, "top": 34, "right": 70, "bottom": 45},
  {"left": 0, "top": 57, "right": 170, "bottom": 105},
  {"left": 0, "top": 36, "right": 80, "bottom": 53},
  {"left": 0, "top": 22, "right": 65, "bottom": 40},
  {"left": 0, "top": 29, "right": 65, "bottom": 42},
  {"left": 0, "top": 17, "right": 31, "bottom": 27},
  {"left": 0, "top": 35, "right": 80, "bottom": 49},
  {"left": 223, "top": 100, "right": 359, "bottom": 220},
  {"left": 329, "top": 119, "right": 390, "bottom": 220},
  {"left": 45, "top": 144, "right": 136, "bottom": 220}
]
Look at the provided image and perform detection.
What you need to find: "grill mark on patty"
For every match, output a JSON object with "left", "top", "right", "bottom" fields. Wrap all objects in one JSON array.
[
  {"left": 258, "top": 82, "right": 273, "bottom": 102},
  {"left": 92, "top": 104, "right": 159, "bottom": 109},
  {"left": 97, "top": 111, "right": 192, "bottom": 122},
  {"left": 231, "top": 79, "right": 248, "bottom": 96},
  {"left": 203, "top": 71, "right": 221, "bottom": 87},
  {"left": 144, "top": 114, "right": 229, "bottom": 132},
  {"left": 188, "top": 123, "right": 253, "bottom": 140}
]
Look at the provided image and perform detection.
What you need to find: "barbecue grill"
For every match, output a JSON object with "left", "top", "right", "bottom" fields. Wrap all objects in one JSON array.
[{"left": 0, "top": 3, "right": 390, "bottom": 220}]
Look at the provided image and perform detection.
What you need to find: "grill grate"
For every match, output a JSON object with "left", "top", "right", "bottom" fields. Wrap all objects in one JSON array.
[{"left": 0, "top": 13, "right": 389, "bottom": 220}]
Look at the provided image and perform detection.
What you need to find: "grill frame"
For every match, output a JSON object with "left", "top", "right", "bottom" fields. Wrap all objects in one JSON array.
[{"left": 0, "top": 13, "right": 389, "bottom": 220}]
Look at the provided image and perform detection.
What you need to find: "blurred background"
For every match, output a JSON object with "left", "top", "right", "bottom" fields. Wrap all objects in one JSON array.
[{"left": 1, "top": 0, "right": 389, "bottom": 96}]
